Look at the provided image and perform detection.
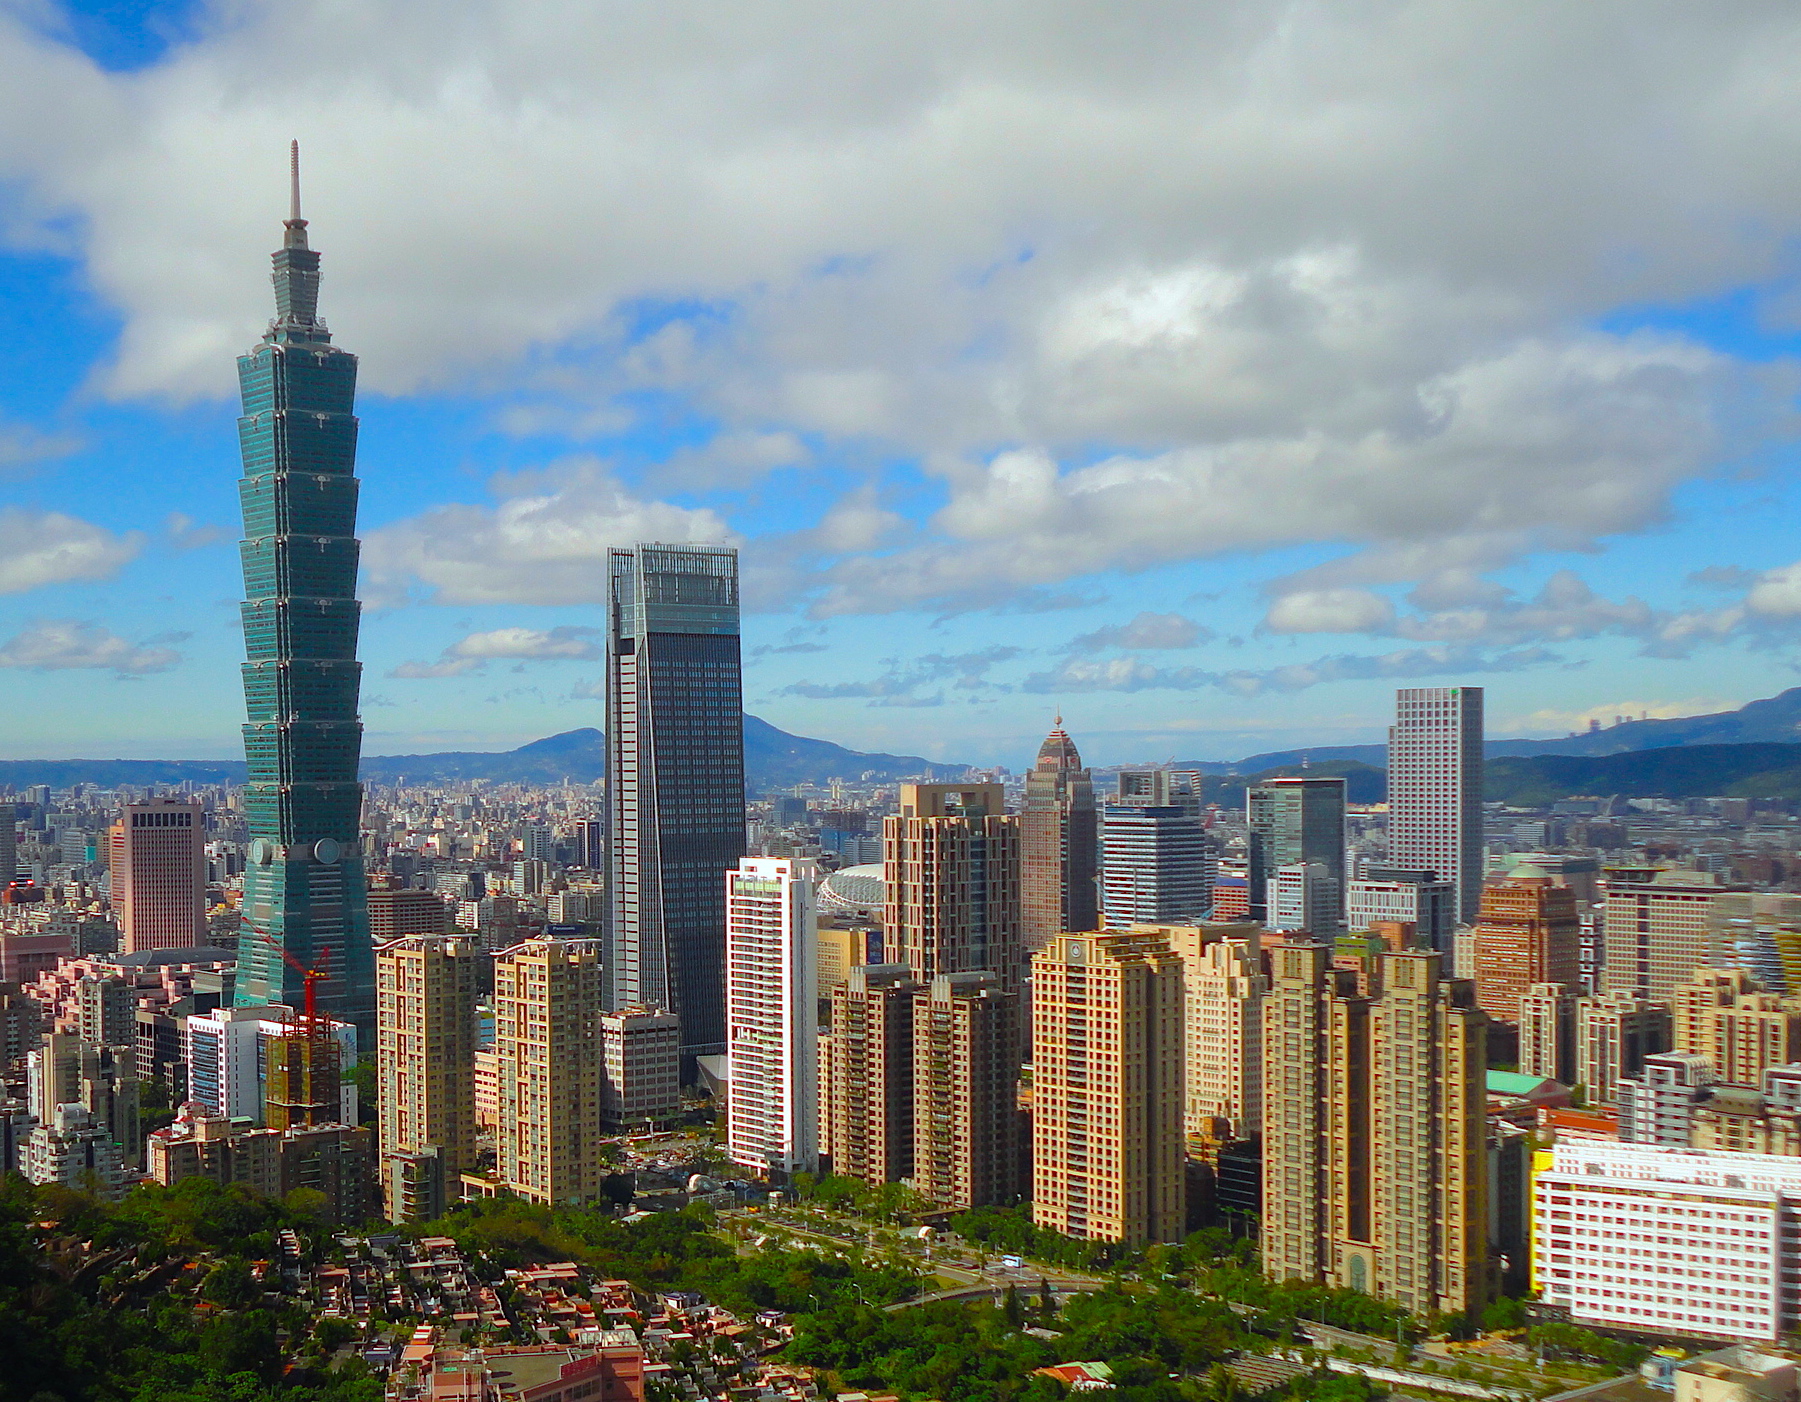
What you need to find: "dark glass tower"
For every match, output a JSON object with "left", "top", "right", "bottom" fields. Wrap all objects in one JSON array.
[
  {"left": 606, "top": 544, "right": 744, "bottom": 1059},
  {"left": 232, "top": 147, "right": 375, "bottom": 1043}
]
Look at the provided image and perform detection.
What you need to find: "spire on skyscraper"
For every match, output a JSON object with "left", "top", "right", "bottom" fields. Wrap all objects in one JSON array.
[
  {"left": 271, "top": 141, "right": 325, "bottom": 337},
  {"left": 286, "top": 139, "right": 307, "bottom": 246}
]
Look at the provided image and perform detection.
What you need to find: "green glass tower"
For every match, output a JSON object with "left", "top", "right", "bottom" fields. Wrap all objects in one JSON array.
[{"left": 232, "top": 147, "right": 374, "bottom": 1042}]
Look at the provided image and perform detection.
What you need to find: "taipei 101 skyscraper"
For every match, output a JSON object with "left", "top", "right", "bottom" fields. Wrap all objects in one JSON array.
[{"left": 232, "top": 145, "right": 375, "bottom": 1041}]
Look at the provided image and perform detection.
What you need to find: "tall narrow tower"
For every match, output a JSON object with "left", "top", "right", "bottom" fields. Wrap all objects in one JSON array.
[
  {"left": 605, "top": 543, "right": 745, "bottom": 1059},
  {"left": 1387, "top": 687, "right": 1484, "bottom": 930},
  {"left": 1020, "top": 717, "right": 1099, "bottom": 952},
  {"left": 232, "top": 145, "right": 375, "bottom": 1041}
]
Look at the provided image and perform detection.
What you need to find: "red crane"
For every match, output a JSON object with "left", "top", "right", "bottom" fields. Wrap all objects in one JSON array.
[{"left": 255, "top": 932, "right": 333, "bottom": 1031}]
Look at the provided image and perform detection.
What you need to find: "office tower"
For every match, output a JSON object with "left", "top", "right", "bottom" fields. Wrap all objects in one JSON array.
[
  {"left": 109, "top": 798, "right": 206, "bottom": 952},
  {"left": 366, "top": 876, "right": 450, "bottom": 944},
  {"left": 0, "top": 803, "right": 14, "bottom": 883},
  {"left": 819, "top": 964, "right": 919, "bottom": 1184},
  {"left": 884, "top": 784, "right": 1023, "bottom": 993},
  {"left": 1031, "top": 931, "right": 1185, "bottom": 1244},
  {"left": 913, "top": 971, "right": 1021, "bottom": 1210},
  {"left": 575, "top": 819, "right": 603, "bottom": 871},
  {"left": 1534, "top": 1138, "right": 1801, "bottom": 1344},
  {"left": 1263, "top": 944, "right": 1490, "bottom": 1316},
  {"left": 1174, "top": 932, "right": 1267, "bottom": 1146},
  {"left": 1386, "top": 687, "right": 1484, "bottom": 927},
  {"left": 1618, "top": 1051, "right": 1715, "bottom": 1145},
  {"left": 1101, "top": 803, "right": 1212, "bottom": 928},
  {"left": 724, "top": 858, "right": 818, "bottom": 1177},
  {"left": 1349, "top": 868, "right": 1454, "bottom": 953},
  {"left": 1020, "top": 718, "right": 1099, "bottom": 952},
  {"left": 605, "top": 543, "right": 745, "bottom": 1059},
  {"left": 1247, "top": 777, "right": 1346, "bottom": 924},
  {"left": 1517, "top": 983, "right": 1577, "bottom": 1084},
  {"left": 1471, "top": 875, "right": 1581, "bottom": 1026},
  {"left": 75, "top": 975, "right": 134, "bottom": 1049},
  {"left": 1668, "top": 967, "right": 1801, "bottom": 1088},
  {"left": 1577, "top": 990, "right": 1673, "bottom": 1106},
  {"left": 375, "top": 935, "right": 479, "bottom": 1221},
  {"left": 493, "top": 938, "right": 604, "bottom": 1204},
  {"left": 1601, "top": 870, "right": 1735, "bottom": 1001},
  {"left": 1116, "top": 769, "right": 1202, "bottom": 812},
  {"left": 232, "top": 152, "right": 375, "bottom": 1041},
  {"left": 1269, "top": 862, "right": 1344, "bottom": 939},
  {"left": 600, "top": 1008, "right": 681, "bottom": 1128},
  {"left": 815, "top": 925, "right": 861, "bottom": 999},
  {"left": 522, "top": 823, "right": 553, "bottom": 863}
]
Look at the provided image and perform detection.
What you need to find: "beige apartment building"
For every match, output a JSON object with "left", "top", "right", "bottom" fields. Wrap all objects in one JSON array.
[
  {"left": 884, "top": 783, "right": 1023, "bottom": 994},
  {"left": 1030, "top": 931, "right": 1185, "bottom": 1244},
  {"left": 493, "top": 938, "right": 604, "bottom": 1205},
  {"left": 1673, "top": 967, "right": 1801, "bottom": 1088},
  {"left": 1263, "top": 942, "right": 1491, "bottom": 1317},
  {"left": 1155, "top": 925, "right": 1266, "bottom": 1148},
  {"left": 1577, "top": 988, "right": 1672, "bottom": 1106},
  {"left": 819, "top": 963, "right": 920, "bottom": 1184},
  {"left": 1602, "top": 871, "right": 1736, "bottom": 1000},
  {"left": 913, "top": 970, "right": 1021, "bottom": 1211},
  {"left": 1517, "top": 982, "right": 1577, "bottom": 1085},
  {"left": 376, "top": 935, "right": 480, "bottom": 1219}
]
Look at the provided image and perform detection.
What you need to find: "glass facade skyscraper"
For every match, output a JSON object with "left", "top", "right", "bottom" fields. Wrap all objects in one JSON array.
[
  {"left": 232, "top": 154, "right": 375, "bottom": 1041},
  {"left": 606, "top": 543, "right": 745, "bottom": 1058},
  {"left": 1246, "top": 776, "right": 1346, "bottom": 924}
]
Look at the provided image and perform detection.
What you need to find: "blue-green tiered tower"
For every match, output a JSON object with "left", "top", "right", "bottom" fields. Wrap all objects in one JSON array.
[{"left": 232, "top": 148, "right": 374, "bottom": 1043}]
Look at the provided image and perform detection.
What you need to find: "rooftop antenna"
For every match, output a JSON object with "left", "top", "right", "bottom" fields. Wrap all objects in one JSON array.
[{"left": 289, "top": 139, "right": 302, "bottom": 223}]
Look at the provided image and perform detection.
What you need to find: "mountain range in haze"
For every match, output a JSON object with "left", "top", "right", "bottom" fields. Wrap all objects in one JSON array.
[{"left": 7, "top": 688, "right": 1801, "bottom": 797}]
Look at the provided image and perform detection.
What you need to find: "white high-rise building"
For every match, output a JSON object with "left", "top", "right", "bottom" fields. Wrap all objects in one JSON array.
[
  {"left": 1386, "top": 687, "right": 1484, "bottom": 928},
  {"left": 724, "top": 857, "right": 818, "bottom": 1177},
  {"left": 1270, "top": 862, "right": 1344, "bottom": 939},
  {"left": 1534, "top": 1138, "right": 1801, "bottom": 1342},
  {"left": 184, "top": 1006, "right": 356, "bottom": 1124}
]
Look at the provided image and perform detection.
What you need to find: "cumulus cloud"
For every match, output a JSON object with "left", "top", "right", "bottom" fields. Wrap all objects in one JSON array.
[
  {"left": 5, "top": 5, "right": 1801, "bottom": 617},
  {"left": 0, "top": 619, "right": 182, "bottom": 674},
  {"left": 362, "top": 460, "right": 734, "bottom": 607},
  {"left": 0, "top": 507, "right": 142, "bottom": 594},
  {"left": 0, "top": 417, "right": 78, "bottom": 472},
  {"left": 1065, "top": 611, "right": 1210, "bottom": 652},
  {"left": 390, "top": 625, "right": 603, "bottom": 678}
]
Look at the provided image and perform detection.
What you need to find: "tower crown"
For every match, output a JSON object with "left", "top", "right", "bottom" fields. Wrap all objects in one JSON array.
[
  {"left": 1035, "top": 715, "right": 1084, "bottom": 772},
  {"left": 269, "top": 140, "right": 329, "bottom": 343}
]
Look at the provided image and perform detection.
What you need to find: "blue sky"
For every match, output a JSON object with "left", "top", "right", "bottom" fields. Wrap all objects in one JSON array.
[{"left": 4, "top": 1, "right": 1801, "bottom": 770}]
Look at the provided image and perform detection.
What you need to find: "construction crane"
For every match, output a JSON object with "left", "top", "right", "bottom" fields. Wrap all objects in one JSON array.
[{"left": 255, "top": 933, "right": 340, "bottom": 1129}]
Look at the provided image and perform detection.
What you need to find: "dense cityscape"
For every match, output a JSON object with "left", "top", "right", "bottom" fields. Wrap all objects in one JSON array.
[{"left": 2, "top": 167, "right": 1801, "bottom": 1402}]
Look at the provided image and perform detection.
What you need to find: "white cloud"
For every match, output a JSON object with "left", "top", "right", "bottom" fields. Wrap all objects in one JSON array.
[
  {"left": 0, "top": 507, "right": 142, "bottom": 594},
  {"left": 1020, "top": 643, "right": 1562, "bottom": 697},
  {"left": 1746, "top": 562, "right": 1801, "bottom": 618},
  {"left": 1066, "top": 611, "right": 1209, "bottom": 651},
  {"left": 1264, "top": 590, "right": 1396, "bottom": 635},
  {"left": 362, "top": 459, "right": 734, "bottom": 607},
  {"left": 0, "top": 619, "right": 181, "bottom": 674},
  {"left": 391, "top": 625, "right": 603, "bottom": 677},
  {"left": 3, "top": 4, "right": 1800, "bottom": 615}
]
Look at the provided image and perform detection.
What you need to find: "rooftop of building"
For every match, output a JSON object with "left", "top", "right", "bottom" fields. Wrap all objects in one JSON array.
[{"left": 1487, "top": 1070, "right": 1561, "bottom": 1098}]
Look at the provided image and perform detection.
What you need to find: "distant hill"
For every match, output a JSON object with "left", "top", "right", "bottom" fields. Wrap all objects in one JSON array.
[
  {"left": 1195, "top": 760, "right": 1388, "bottom": 806},
  {"left": 1180, "top": 688, "right": 1801, "bottom": 772},
  {"left": 1485, "top": 743, "right": 1801, "bottom": 806},
  {"left": 0, "top": 715, "right": 967, "bottom": 793}
]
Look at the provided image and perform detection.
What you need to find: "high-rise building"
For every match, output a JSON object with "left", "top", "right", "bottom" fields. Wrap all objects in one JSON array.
[
  {"left": 1386, "top": 687, "right": 1484, "bottom": 928},
  {"left": 884, "top": 784, "right": 1023, "bottom": 993},
  {"left": 110, "top": 798, "right": 206, "bottom": 952},
  {"left": 1670, "top": 967, "right": 1801, "bottom": 1088},
  {"left": 600, "top": 1008, "right": 681, "bottom": 1128},
  {"left": 366, "top": 876, "right": 450, "bottom": 944},
  {"left": 1169, "top": 930, "right": 1267, "bottom": 1147},
  {"left": 820, "top": 964, "right": 920, "bottom": 1184},
  {"left": 605, "top": 543, "right": 745, "bottom": 1060},
  {"left": 1601, "top": 870, "right": 1735, "bottom": 1001},
  {"left": 494, "top": 937, "right": 604, "bottom": 1204},
  {"left": 1019, "top": 719, "right": 1099, "bottom": 952},
  {"left": 232, "top": 151, "right": 375, "bottom": 1041},
  {"left": 913, "top": 971, "right": 1021, "bottom": 1211},
  {"left": 1471, "top": 876, "right": 1581, "bottom": 1026},
  {"left": 1518, "top": 983, "right": 1577, "bottom": 1084},
  {"left": 1349, "top": 868, "right": 1454, "bottom": 953},
  {"left": 1270, "top": 862, "right": 1344, "bottom": 939},
  {"left": 1619, "top": 1051, "right": 1715, "bottom": 1145},
  {"left": 375, "top": 935, "right": 479, "bottom": 1221},
  {"left": 1247, "top": 777, "right": 1346, "bottom": 925},
  {"left": 1031, "top": 931, "right": 1185, "bottom": 1244},
  {"left": 0, "top": 803, "right": 15, "bottom": 884},
  {"left": 1263, "top": 943, "right": 1491, "bottom": 1316},
  {"left": 183, "top": 1005, "right": 355, "bottom": 1124},
  {"left": 724, "top": 858, "right": 818, "bottom": 1178},
  {"left": 1534, "top": 1138, "right": 1801, "bottom": 1343},
  {"left": 574, "top": 819, "right": 603, "bottom": 871},
  {"left": 1577, "top": 990, "right": 1672, "bottom": 1106},
  {"left": 1101, "top": 805, "right": 1212, "bottom": 928}
]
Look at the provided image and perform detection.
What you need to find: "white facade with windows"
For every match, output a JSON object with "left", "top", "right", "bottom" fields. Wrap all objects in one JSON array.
[
  {"left": 724, "top": 857, "right": 818, "bottom": 1177},
  {"left": 1387, "top": 687, "right": 1484, "bottom": 926},
  {"left": 1534, "top": 1139, "right": 1801, "bottom": 1342}
]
